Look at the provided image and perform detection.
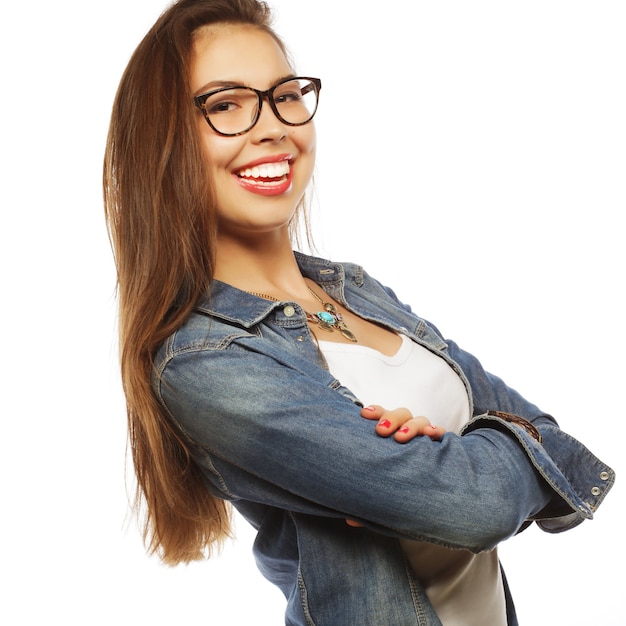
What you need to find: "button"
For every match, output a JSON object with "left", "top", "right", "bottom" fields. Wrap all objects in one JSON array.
[
  {"left": 600, "top": 472, "right": 610, "bottom": 481},
  {"left": 296, "top": 335, "right": 305, "bottom": 342},
  {"left": 283, "top": 305, "right": 296, "bottom": 317},
  {"left": 591, "top": 487, "right": 601, "bottom": 496}
]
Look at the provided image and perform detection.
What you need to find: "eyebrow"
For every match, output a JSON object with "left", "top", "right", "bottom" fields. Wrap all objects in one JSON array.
[{"left": 194, "top": 73, "right": 296, "bottom": 96}]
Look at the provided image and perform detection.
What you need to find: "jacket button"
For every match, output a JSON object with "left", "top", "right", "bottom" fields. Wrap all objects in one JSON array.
[
  {"left": 283, "top": 305, "right": 296, "bottom": 317},
  {"left": 591, "top": 487, "right": 601, "bottom": 496},
  {"left": 600, "top": 471, "right": 610, "bottom": 481}
]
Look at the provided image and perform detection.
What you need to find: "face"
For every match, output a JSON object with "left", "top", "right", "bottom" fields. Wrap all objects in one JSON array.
[{"left": 191, "top": 25, "right": 316, "bottom": 240}]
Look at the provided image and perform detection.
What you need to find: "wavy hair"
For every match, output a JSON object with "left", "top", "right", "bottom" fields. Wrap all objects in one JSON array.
[{"left": 103, "top": 0, "right": 290, "bottom": 564}]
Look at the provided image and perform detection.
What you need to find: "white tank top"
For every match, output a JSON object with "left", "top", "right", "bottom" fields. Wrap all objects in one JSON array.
[{"left": 318, "top": 334, "right": 507, "bottom": 626}]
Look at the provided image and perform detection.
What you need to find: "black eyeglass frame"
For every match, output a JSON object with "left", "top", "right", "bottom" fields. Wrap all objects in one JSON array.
[{"left": 193, "top": 76, "right": 322, "bottom": 137}]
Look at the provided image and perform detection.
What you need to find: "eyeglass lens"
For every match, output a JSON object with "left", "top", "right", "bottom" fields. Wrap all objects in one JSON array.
[{"left": 203, "top": 78, "right": 318, "bottom": 135}]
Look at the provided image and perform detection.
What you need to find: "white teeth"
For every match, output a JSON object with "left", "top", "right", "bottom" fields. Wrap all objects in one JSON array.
[{"left": 238, "top": 161, "right": 289, "bottom": 179}]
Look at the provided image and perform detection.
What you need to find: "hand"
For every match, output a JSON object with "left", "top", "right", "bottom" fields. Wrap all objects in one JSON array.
[
  {"left": 346, "top": 406, "right": 447, "bottom": 528},
  {"left": 360, "top": 405, "right": 446, "bottom": 443}
]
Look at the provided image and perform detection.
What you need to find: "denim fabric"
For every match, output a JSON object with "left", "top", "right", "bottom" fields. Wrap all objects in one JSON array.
[{"left": 154, "top": 252, "right": 615, "bottom": 625}]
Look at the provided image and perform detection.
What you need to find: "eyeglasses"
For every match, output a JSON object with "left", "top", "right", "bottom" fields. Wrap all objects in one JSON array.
[{"left": 194, "top": 76, "right": 321, "bottom": 137}]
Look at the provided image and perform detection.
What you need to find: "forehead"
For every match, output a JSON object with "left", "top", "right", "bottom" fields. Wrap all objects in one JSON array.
[{"left": 191, "top": 24, "right": 292, "bottom": 93}]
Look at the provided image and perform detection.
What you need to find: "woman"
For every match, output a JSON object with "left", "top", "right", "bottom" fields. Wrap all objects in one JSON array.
[{"left": 103, "top": 1, "right": 614, "bottom": 624}]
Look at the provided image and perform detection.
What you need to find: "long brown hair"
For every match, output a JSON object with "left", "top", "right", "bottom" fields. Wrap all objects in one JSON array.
[{"left": 103, "top": 0, "right": 287, "bottom": 564}]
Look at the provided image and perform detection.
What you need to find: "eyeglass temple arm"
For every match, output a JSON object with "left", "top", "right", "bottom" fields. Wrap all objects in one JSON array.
[{"left": 301, "top": 78, "right": 321, "bottom": 96}]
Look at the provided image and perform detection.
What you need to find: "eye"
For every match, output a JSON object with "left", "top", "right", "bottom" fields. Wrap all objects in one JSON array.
[
  {"left": 202, "top": 88, "right": 257, "bottom": 116},
  {"left": 206, "top": 99, "right": 240, "bottom": 115},
  {"left": 274, "top": 90, "right": 303, "bottom": 105}
]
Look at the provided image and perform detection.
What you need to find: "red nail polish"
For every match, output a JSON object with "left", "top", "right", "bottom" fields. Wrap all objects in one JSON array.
[
  {"left": 399, "top": 426, "right": 410, "bottom": 433},
  {"left": 379, "top": 419, "right": 391, "bottom": 428}
]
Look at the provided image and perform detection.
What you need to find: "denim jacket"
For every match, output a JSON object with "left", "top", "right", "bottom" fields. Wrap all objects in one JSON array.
[{"left": 154, "top": 252, "right": 614, "bottom": 626}]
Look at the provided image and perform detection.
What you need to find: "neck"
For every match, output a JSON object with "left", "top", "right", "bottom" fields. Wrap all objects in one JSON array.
[{"left": 213, "top": 230, "right": 311, "bottom": 299}]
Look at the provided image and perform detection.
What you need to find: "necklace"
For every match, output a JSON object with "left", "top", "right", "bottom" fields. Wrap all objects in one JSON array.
[
  {"left": 247, "top": 285, "right": 358, "bottom": 342},
  {"left": 305, "top": 286, "right": 358, "bottom": 342}
]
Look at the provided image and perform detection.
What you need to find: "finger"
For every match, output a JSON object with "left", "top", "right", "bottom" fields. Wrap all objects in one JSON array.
[
  {"left": 392, "top": 416, "right": 431, "bottom": 442},
  {"left": 394, "top": 418, "right": 447, "bottom": 443},
  {"left": 428, "top": 425, "right": 447, "bottom": 440},
  {"left": 360, "top": 405, "right": 385, "bottom": 420},
  {"left": 374, "top": 407, "right": 413, "bottom": 437}
]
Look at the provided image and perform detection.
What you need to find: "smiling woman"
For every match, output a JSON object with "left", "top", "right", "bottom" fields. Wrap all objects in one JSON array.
[
  {"left": 191, "top": 24, "right": 317, "bottom": 217},
  {"left": 102, "top": 1, "right": 615, "bottom": 625}
]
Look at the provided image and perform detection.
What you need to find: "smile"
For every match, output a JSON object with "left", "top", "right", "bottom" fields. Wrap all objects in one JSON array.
[
  {"left": 237, "top": 161, "right": 290, "bottom": 180},
  {"left": 233, "top": 157, "right": 293, "bottom": 196}
]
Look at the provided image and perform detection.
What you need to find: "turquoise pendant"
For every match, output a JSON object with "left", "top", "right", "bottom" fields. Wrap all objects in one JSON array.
[
  {"left": 308, "top": 303, "right": 357, "bottom": 342},
  {"left": 316, "top": 311, "right": 336, "bottom": 325}
]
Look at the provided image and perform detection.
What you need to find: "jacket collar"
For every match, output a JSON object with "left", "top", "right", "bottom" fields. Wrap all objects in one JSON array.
[{"left": 194, "top": 252, "right": 357, "bottom": 328}]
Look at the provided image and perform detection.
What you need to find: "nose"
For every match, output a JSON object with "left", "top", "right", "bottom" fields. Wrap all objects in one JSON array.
[{"left": 251, "top": 97, "right": 287, "bottom": 143}]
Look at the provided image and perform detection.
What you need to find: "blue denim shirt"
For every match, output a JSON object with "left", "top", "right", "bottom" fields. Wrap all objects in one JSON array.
[{"left": 154, "top": 252, "right": 614, "bottom": 626}]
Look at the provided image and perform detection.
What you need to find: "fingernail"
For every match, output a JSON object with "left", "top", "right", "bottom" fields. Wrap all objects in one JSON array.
[
  {"left": 399, "top": 426, "right": 410, "bottom": 433},
  {"left": 363, "top": 406, "right": 376, "bottom": 411},
  {"left": 430, "top": 425, "right": 438, "bottom": 430},
  {"left": 379, "top": 419, "right": 391, "bottom": 428}
]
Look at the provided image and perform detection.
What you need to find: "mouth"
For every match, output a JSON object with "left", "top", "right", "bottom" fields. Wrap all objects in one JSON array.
[
  {"left": 237, "top": 160, "right": 290, "bottom": 182},
  {"left": 233, "top": 156, "right": 293, "bottom": 196}
]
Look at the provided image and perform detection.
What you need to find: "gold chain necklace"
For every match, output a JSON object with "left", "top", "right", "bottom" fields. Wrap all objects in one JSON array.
[{"left": 247, "top": 286, "right": 357, "bottom": 342}]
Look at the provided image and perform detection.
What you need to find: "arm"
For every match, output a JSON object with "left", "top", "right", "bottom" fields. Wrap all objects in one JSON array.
[
  {"left": 155, "top": 341, "right": 611, "bottom": 552},
  {"left": 369, "top": 279, "right": 615, "bottom": 533},
  {"left": 435, "top": 334, "right": 614, "bottom": 532}
]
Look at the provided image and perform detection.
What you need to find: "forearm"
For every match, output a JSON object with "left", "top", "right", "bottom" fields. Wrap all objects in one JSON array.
[
  {"left": 157, "top": 343, "right": 613, "bottom": 552},
  {"left": 167, "top": 391, "right": 587, "bottom": 552}
]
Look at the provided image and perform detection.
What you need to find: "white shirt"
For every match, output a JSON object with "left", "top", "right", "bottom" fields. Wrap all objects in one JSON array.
[{"left": 318, "top": 334, "right": 507, "bottom": 626}]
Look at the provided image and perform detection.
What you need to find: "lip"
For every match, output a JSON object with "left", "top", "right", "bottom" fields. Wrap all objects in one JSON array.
[
  {"left": 232, "top": 153, "right": 294, "bottom": 197},
  {"left": 235, "top": 153, "right": 293, "bottom": 171}
]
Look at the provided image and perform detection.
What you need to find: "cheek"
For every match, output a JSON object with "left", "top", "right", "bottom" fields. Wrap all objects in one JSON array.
[
  {"left": 293, "top": 124, "right": 316, "bottom": 155},
  {"left": 198, "top": 123, "right": 242, "bottom": 170},
  {"left": 197, "top": 126, "right": 215, "bottom": 163},
  {"left": 206, "top": 142, "right": 242, "bottom": 176}
]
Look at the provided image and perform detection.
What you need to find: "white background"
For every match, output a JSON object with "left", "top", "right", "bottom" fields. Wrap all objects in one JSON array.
[{"left": 2, "top": 1, "right": 624, "bottom": 624}]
